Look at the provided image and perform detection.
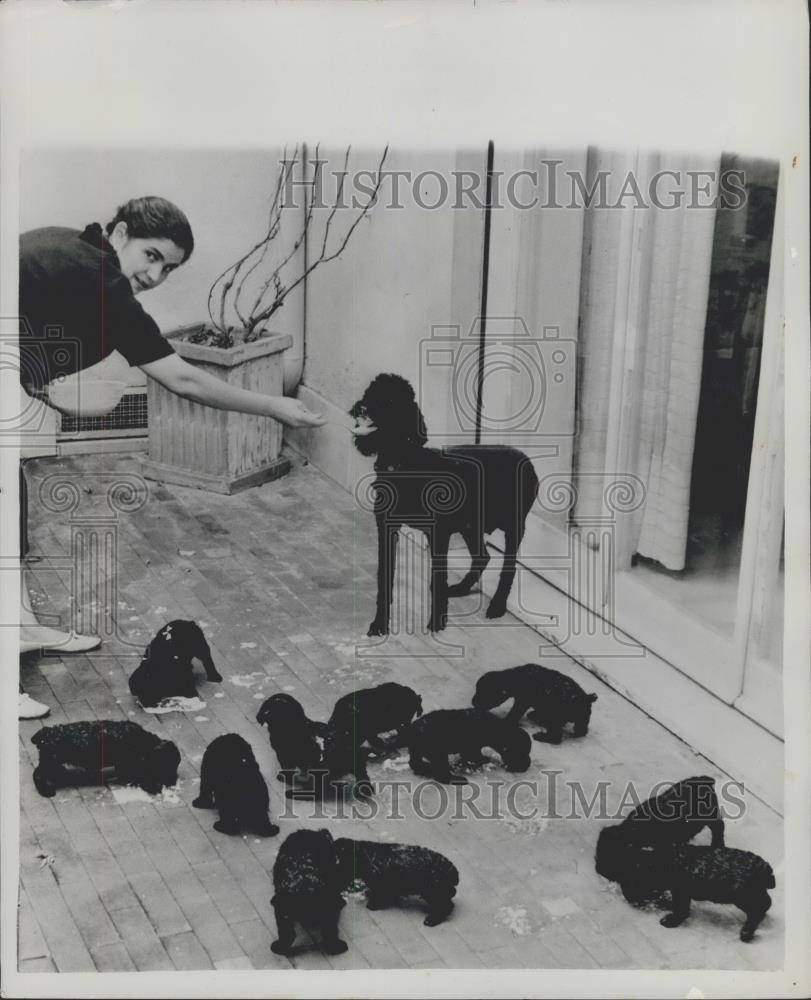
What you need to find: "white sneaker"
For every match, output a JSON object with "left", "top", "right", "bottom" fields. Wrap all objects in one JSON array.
[{"left": 19, "top": 693, "right": 50, "bottom": 720}]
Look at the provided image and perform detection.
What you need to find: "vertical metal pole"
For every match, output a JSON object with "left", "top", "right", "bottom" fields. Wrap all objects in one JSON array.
[{"left": 475, "top": 139, "right": 495, "bottom": 444}]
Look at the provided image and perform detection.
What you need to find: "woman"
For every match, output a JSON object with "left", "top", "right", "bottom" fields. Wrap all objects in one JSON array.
[{"left": 18, "top": 196, "right": 326, "bottom": 718}]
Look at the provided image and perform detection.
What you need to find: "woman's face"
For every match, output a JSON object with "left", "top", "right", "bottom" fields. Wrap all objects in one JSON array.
[{"left": 109, "top": 222, "right": 186, "bottom": 295}]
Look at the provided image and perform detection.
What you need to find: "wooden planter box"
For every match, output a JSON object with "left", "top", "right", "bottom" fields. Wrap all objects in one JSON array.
[{"left": 142, "top": 326, "right": 293, "bottom": 494}]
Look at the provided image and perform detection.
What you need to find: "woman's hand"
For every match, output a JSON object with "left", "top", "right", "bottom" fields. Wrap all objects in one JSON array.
[
  {"left": 142, "top": 355, "right": 327, "bottom": 426},
  {"left": 270, "top": 397, "right": 328, "bottom": 428}
]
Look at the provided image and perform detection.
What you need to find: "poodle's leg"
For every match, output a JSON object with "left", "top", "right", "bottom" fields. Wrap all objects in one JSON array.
[
  {"left": 33, "top": 756, "right": 66, "bottom": 797},
  {"left": 660, "top": 886, "right": 691, "bottom": 928},
  {"left": 192, "top": 767, "right": 214, "bottom": 808},
  {"left": 180, "top": 673, "right": 199, "bottom": 699},
  {"left": 213, "top": 813, "right": 241, "bottom": 835},
  {"left": 486, "top": 521, "right": 524, "bottom": 619},
  {"left": 427, "top": 528, "right": 451, "bottom": 633},
  {"left": 739, "top": 890, "right": 771, "bottom": 942},
  {"left": 423, "top": 892, "right": 455, "bottom": 926},
  {"left": 254, "top": 812, "right": 280, "bottom": 837},
  {"left": 427, "top": 753, "right": 467, "bottom": 785},
  {"left": 708, "top": 817, "right": 726, "bottom": 848},
  {"left": 320, "top": 904, "right": 348, "bottom": 955},
  {"left": 369, "top": 519, "right": 398, "bottom": 636},
  {"left": 392, "top": 724, "right": 411, "bottom": 748},
  {"left": 532, "top": 724, "right": 563, "bottom": 745},
  {"left": 196, "top": 636, "right": 222, "bottom": 683},
  {"left": 408, "top": 748, "right": 432, "bottom": 777},
  {"left": 504, "top": 697, "right": 529, "bottom": 724},
  {"left": 447, "top": 526, "right": 490, "bottom": 597},
  {"left": 270, "top": 903, "right": 297, "bottom": 955},
  {"left": 365, "top": 890, "right": 394, "bottom": 911}
]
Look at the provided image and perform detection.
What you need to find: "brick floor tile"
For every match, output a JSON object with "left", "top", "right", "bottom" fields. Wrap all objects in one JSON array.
[
  {"left": 85, "top": 850, "right": 140, "bottom": 913},
  {"left": 212, "top": 955, "right": 254, "bottom": 970},
  {"left": 24, "top": 883, "right": 96, "bottom": 972},
  {"left": 91, "top": 941, "right": 136, "bottom": 971},
  {"left": 162, "top": 930, "right": 214, "bottom": 970},
  {"left": 18, "top": 957, "right": 57, "bottom": 974},
  {"left": 17, "top": 889, "right": 49, "bottom": 962},
  {"left": 108, "top": 906, "right": 174, "bottom": 971},
  {"left": 350, "top": 928, "right": 409, "bottom": 969},
  {"left": 128, "top": 870, "right": 192, "bottom": 937},
  {"left": 192, "top": 859, "right": 264, "bottom": 926},
  {"left": 61, "top": 878, "right": 122, "bottom": 952},
  {"left": 414, "top": 922, "right": 483, "bottom": 969},
  {"left": 161, "top": 869, "right": 250, "bottom": 964},
  {"left": 230, "top": 918, "right": 290, "bottom": 970}
]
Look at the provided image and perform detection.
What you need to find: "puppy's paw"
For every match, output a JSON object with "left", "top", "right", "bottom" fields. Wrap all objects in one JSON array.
[
  {"left": 532, "top": 732, "right": 562, "bottom": 745},
  {"left": 739, "top": 928, "right": 755, "bottom": 943},
  {"left": 367, "top": 619, "right": 388, "bottom": 637},
  {"left": 192, "top": 796, "right": 213, "bottom": 809},
  {"left": 424, "top": 912, "right": 450, "bottom": 927},
  {"left": 33, "top": 779, "right": 56, "bottom": 798},
  {"left": 660, "top": 913, "right": 685, "bottom": 929}
]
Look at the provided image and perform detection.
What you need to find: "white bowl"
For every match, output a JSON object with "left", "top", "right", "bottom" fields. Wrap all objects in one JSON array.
[{"left": 47, "top": 377, "right": 128, "bottom": 417}]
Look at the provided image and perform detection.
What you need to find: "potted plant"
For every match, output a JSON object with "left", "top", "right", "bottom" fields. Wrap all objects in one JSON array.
[{"left": 143, "top": 144, "right": 388, "bottom": 494}]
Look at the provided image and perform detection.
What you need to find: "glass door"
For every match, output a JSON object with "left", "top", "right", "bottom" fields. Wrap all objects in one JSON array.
[{"left": 482, "top": 145, "right": 783, "bottom": 720}]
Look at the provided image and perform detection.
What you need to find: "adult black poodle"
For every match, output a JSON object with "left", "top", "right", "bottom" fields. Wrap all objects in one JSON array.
[{"left": 350, "top": 373, "right": 539, "bottom": 634}]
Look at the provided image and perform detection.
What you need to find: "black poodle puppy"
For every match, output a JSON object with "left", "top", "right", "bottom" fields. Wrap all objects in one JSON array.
[
  {"left": 472, "top": 662, "right": 598, "bottom": 744},
  {"left": 31, "top": 720, "right": 180, "bottom": 797},
  {"left": 128, "top": 619, "right": 222, "bottom": 708},
  {"left": 407, "top": 708, "right": 532, "bottom": 784},
  {"left": 327, "top": 682, "right": 423, "bottom": 752},
  {"left": 603, "top": 841, "right": 775, "bottom": 942},
  {"left": 350, "top": 373, "right": 539, "bottom": 633},
  {"left": 595, "top": 775, "right": 726, "bottom": 900},
  {"left": 335, "top": 837, "right": 459, "bottom": 926},
  {"left": 255, "top": 693, "right": 325, "bottom": 783},
  {"left": 192, "top": 733, "right": 279, "bottom": 837},
  {"left": 270, "top": 829, "right": 348, "bottom": 956},
  {"left": 285, "top": 723, "right": 372, "bottom": 801}
]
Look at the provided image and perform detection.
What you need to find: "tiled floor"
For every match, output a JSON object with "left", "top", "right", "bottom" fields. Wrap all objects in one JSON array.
[{"left": 18, "top": 452, "right": 784, "bottom": 973}]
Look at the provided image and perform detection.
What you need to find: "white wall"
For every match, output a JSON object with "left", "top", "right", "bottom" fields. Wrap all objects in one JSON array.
[{"left": 301, "top": 147, "right": 487, "bottom": 440}]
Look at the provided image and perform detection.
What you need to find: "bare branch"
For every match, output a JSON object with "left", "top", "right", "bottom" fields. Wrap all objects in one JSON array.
[
  {"left": 206, "top": 142, "right": 387, "bottom": 339},
  {"left": 249, "top": 145, "right": 389, "bottom": 329},
  {"left": 247, "top": 145, "right": 323, "bottom": 327},
  {"left": 233, "top": 145, "right": 299, "bottom": 318}
]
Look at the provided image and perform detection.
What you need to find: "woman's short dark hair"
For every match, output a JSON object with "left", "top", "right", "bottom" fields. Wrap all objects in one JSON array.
[{"left": 106, "top": 196, "right": 194, "bottom": 262}]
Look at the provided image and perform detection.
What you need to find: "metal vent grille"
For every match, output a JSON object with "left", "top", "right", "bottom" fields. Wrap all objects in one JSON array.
[{"left": 58, "top": 392, "right": 148, "bottom": 434}]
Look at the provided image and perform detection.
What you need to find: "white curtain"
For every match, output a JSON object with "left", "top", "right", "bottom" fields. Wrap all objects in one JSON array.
[{"left": 573, "top": 149, "right": 720, "bottom": 571}]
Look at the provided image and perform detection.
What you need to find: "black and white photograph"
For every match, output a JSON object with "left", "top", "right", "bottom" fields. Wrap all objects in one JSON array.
[{"left": 0, "top": 2, "right": 808, "bottom": 998}]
